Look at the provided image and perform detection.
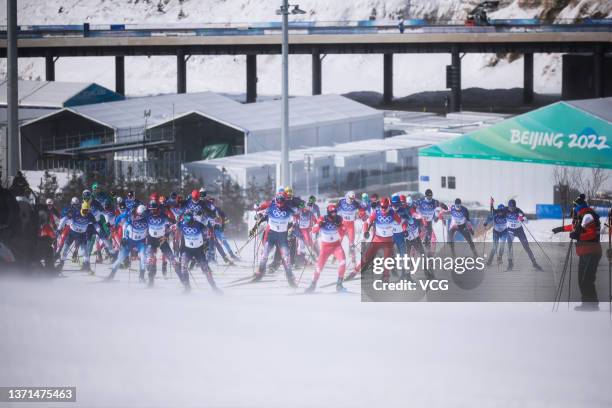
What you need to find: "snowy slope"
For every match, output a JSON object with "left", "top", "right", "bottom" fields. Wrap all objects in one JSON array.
[{"left": 0, "top": 0, "right": 611, "bottom": 97}]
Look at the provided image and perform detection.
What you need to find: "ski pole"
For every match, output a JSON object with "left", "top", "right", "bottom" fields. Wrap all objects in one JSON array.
[{"left": 521, "top": 221, "right": 553, "bottom": 267}]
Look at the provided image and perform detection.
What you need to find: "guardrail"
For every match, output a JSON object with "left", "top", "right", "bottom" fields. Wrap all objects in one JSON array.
[{"left": 0, "top": 18, "right": 611, "bottom": 39}]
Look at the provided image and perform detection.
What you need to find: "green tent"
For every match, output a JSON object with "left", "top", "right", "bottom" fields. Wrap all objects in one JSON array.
[{"left": 420, "top": 100, "right": 612, "bottom": 169}]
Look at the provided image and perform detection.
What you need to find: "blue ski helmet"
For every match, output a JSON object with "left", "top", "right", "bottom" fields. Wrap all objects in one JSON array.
[{"left": 508, "top": 199, "right": 516, "bottom": 208}]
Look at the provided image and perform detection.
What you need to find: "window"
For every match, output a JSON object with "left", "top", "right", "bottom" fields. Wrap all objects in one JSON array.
[
  {"left": 441, "top": 176, "right": 447, "bottom": 188},
  {"left": 448, "top": 176, "right": 456, "bottom": 189},
  {"left": 322, "top": 165, "right": 330, "bottom": 179}
]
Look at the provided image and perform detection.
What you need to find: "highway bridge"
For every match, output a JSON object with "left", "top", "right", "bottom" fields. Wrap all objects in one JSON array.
[{"left": 1, "top": 20, "right": 611, "bottom": 110}]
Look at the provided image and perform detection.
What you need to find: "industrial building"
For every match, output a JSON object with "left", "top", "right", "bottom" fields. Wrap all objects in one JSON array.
[
  {"left": 419, "top": 98, "right": 612, "bottom": 213},
  {"left": 19, "top": 92, "right": 383, "bottom": 180},
  {"left": 0, "top": 79, "right": 123, "bottom": 180}
]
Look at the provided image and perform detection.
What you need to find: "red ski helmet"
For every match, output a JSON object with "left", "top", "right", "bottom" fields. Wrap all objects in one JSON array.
[
  {"left": 327, "top": 203, "right": 337, "bottom": 215},
  {"left": 400, "top": 194, "right": 407, "bottom": 204},
  {"left": 380, "top": 197, "right": 390, "bottom": 210},
  {"left": 149, "top": 192, "right": 159, "bottom": 202},
  {"left": 191, "top": 189, "right": 200, "bottom": 201}
]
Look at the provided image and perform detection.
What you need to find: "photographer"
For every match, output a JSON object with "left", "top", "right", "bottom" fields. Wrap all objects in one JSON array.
[{"left": 552, "top": 194, "right": 602, "bottom": 311}]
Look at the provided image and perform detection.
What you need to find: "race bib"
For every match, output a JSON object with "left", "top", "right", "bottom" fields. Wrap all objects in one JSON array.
[
  {"left": 269, "top": 219, "right": 289, "bottom": 232},
  {"left": 320, "top": 230, "right": 340, "bottom": 243},
  {"left": 376, "top": 224, "right": 394, "bottom": 238},
  {"left": 185, "top": 235, "right": 204, "bottom": 248},
  {"left": 149, "top": 224, "right": 165, "bottom": 238},
  {"left": 340, "top": 212, "right": 355, "bottom": 222},
  {"left": 71, "top": 223, "right": 87, "bottom": 233},
  {"left": 507, "top": 219, "right": 521, "bottom": 229},
  {"left": 130, "top": 228, "right": 147, "bottom": 241},
  {"left": 392, "top": 222, "right": 404, "bottom": 234},
  {"left": 299, "top": 218, "right": 311, "bottom": 229}
]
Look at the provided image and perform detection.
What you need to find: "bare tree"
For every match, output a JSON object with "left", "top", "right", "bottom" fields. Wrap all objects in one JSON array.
[{"left": 583, "top": 168, "right": 611, "bottom": 200}]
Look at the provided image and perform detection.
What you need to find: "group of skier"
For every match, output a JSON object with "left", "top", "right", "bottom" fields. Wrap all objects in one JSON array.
[
  {"left": 40, "top": 183, "right": 554, "bottom": 295},
  {"left": 43, "top": 184, "right": 240, "bottom": 293}
]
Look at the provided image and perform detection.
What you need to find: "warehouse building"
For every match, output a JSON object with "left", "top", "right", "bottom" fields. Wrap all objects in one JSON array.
[
  {"left": 419, "top": 98, "right": 612, "bottom": 213},
  {"left": 0, "top": 80, "right": 122, "bottom": 180},
  {"left": 19, "top": 92, "right": 383, "bottom": 180}
]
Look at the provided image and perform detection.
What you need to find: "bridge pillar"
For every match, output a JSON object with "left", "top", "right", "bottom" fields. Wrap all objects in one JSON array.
[
  {"left": 383, "top": 53, "right": 393, "bottom": 104},
  {"left": 312, "top": 52, "right": 322, "bottom": 95},
  {"left": 177, "top": 50, "right": 187, "bottom": 94},
  {"left": 450, "top": 48, "right": 461, "bottom": 112},
  {"left": 115, "top": 56, "right": 125, "bottom": 96},
  {"left": 593, "top": 46, "right": 604, "bottom": 98},
  {"left": 45, "top": 56, "right": 55, "bottom": 81},
  {"left": 523, "top": 53, "right": 534, "bottom": 104},
  {"left": 246, "top": 54, "right": 257, "bottom": 103}
]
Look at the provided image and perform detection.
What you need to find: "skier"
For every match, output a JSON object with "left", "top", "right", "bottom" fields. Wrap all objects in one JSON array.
[
  {"left": 56, "top": 201, "right": 98, "bottom": 273},
  {"left": 251, "top": 192, "right": 297, "bottom": 286},
  {"left": 552, "top": 194, "right": 602, "bottom": 310},
  {"left": 391, "top": 194, "right": 410, "bottom": 259},
  {"left": 296, "top": 201, "right": 319, "bottom": 263},
  {"left": 210, "top": 198, "right": 239, "bottom": 261},
  {"left": 416, "top": 189, "right": 447, "bottom": 254},
  {"left": 55, "top": 197, "right": 80, "bottom": 257},
  {"left": 483, "top": 201, "right": 507, "bottom": 266},
  {"left": 176, "top": 210, "right": 221, "bottom": 293},
  {"left": 349, "top": 197, "right": 405, "bottom": 281},
  {"left": 105, "top": 204, "right": 149, "bottom": 282},
  {"left": 306, "top": 204, "right": 347, "bottom": 293},
  {"left": 125, "top": 190, "right": 141, "bottom": 211},
  {"left": 145, "top": 200, "right": 177, "bottom": 286},
  {"left": 40, "top": 198, "right": 60, "bottom": 250},
  {"left": 402, "top": 211, "right": 432, "bottom": 280},
  {"left": 307, "top": 195, "right": 320, "bottom": 218},
  {"left": 447, "top": 198, "right": 478, "bottom": 258},
  {"left": 337, "top": 191, "right": 361, "bottom": 266},
  {"left": 505, "top": 199, "right": 542, "bottom": 271}
]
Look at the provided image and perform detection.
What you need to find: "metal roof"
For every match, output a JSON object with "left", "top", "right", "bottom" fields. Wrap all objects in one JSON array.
[
  {"left": 22, "top": 91, "right": 382, "bottom": 135},
  {"left": 0, "top": 80, "right": 119, "bottom": 108},
  {"left": 565, "top": 97, "right": 612, "bottom": 124}
]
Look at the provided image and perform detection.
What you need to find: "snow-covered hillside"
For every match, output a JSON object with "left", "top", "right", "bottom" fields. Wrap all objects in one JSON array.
[{"left": 1, "top": 0, "right": 611, "bottom": 98}]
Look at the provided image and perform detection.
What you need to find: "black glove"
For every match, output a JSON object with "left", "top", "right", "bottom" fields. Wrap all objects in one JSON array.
[
  {"left": 363, "top": 231, "right": 370, "bottom": 240},
  {"left": 249, "top": 226, "right": 257, "bottom": 239},
  {"left": 569, "top": 231, "right": 579, "bottom": 240},
  {"left": 121, "top": 237, "right": 128, "bottom": 246},
  {"left": 551, "top": 226, "right": 564, "bottom": 234}
]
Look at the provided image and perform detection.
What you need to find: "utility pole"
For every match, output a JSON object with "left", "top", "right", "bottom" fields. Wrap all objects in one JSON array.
[{"left": 7, "top": 0, "right": 19, "bottom": 179}]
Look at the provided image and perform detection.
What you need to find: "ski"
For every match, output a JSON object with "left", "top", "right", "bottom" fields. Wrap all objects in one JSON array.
[{"left": 224, "top": 279, "right": 276, "bottom": 288}]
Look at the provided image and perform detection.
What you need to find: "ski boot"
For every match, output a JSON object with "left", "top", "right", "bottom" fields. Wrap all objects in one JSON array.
[
  {"left": 162, "top": 262, "right": 168, "bottom": 278},
  {"left": 497, "top": 256, "right": 503, "bottom": 265},
  {"left": 336, "top": 278, "right": 347, "bottom": 293},
  {"left": 574, "top": 303, "right": 599, "bottom": 312},
  {"left": 532, "top": 262, "right": 543, "bottom": 271},
  {"left": 223, "top": 256, "right": 235, "bottom": 266},
  {"left": 104, "top": 270, "right": 116, "bottom": 282},
  {"left": 95, "top": 251, "right": 103, "bottom": 264},
  {"left": 211, "top": 285, "right": 223, "bottom": 295},
  {"left": 139, "top": 271, "right": 146, "bottom": 284},
  {"left": 252, "top": 271, "right": 264, "bottom": 282},
  {"left": 506, "top": 260, "right": 514, "bottom": 271},
  {"left": 485, "top": 257, "right": 493, "bottom": 267},
  {"left": 304, "top": 281, "right": 317, "bottom": 294},
  {"left": 81, "top": 261, "right": 93, "bottom": 274},
  {"left": 286, "top": 272, "right": 297, "bottom": 288},
  {"left": 56, "top": 260, "right": 65, "bottom": 271}
]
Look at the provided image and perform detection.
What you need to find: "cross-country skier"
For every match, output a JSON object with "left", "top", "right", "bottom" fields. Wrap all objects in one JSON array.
[
  {"left": 402, "top": 211, "right": 432, "bottom": 280},
  {"left": 337, "top": 191, "right": 361, "bottom": 266},
  {"left": 124, "top": 190, "right": 141, "bottom": 211},
  {"left": 447, "top": 198, "right": 478, "bottom": 258},
  {"left": 296, "top": 201, "right": 319, "bottom": 263},
  {"left": 105, "top": 204, "right": 149, "bottom": 282},
  {"left": 145, "top": 200, "right": 177, "bottom": 286},
  {"left": 307, "top": 195, "right": 320, "bottom": 218},
  {"left": 175, "top": 210, "right": 221, "bottom": 294},
  {"left": 250, "top": 192, "right": 297, "bottom": 286},
  {"left": 349, "top": 197, "right": 405, "bottom": 281},
  {"left": 505, "top": 199, "right": 542, "bottom": 271},
  {"left": 416, "top": 189, "right": 447, "bottom": 254},
  {"left": 306, "top": 203, "right": 347, "bottom": 293},
  {"left": 552, "top": 194, "right": 602, "bottom": 310},
  {"left": 484, "top": 201, "right": 507, "bottom": 266},
  {"left": 391, "top": 194, "right": 410, "bottom": 258},
  {"left": 56, "top": 201, "right": 98, "bottom": 273}
]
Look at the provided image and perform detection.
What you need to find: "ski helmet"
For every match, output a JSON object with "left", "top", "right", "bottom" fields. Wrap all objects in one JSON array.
[
  {"left": 361, "top": 193, "right": 370, "bottom": 202},
  {"left": 191, "top": 189, "right": 200, "bottom": 201},
  {"left": 82, "top": 189, "right": 92, "bottom": 202},
  {"left": 199, "top": 187, "right": 207, "bottom": 197},
  {"left": 497, "top": 204, "right": 505, "bottom": 210},
  {"left": 425, "top": 189, "right": 433, "bottom": 198},
  {"left": 380, "top": 197, "right": 390, "bottom": 210},
  {"left": 346, "top": 191, "right": 356, "bottom": 201},
  {"left": 71, "top": 197, "right": 80, "bottom": 206},
  {"left": 391, "top": 194, "right": 401, "bottom": 205},
  {"left": 508, "top": 199, "right": 516, "bottom": 208},
  {"left": 80, "top": 201, "right": 90, "bottom": 216},
  {"left": 116, "top": 196, "right": 123, "bottom": 204},
  {"left": 573, "top": 194, "right": 587, "bottom": 210},
  {"left": 406, "top": 196, "right": 413, "bottom": 206},
  {"left": 371, "top": 193, "right": 379, "bottom": 202},
  {"left": 455, "top": 198, "right": 462, "bottom": 205},
  {"left": 149, "top": 192, "right": 159, "bottom": 202},
  {"left": 45, "top": 198, "right": 54, "bottom": 206},
  {"left": 327, "top": 203, "right": 337, "bottom": 215},
  {"left": 136, "top": 204, "right": 147, "bottom": 217},
  {"left": 277, "top": 187, "right": 285, "bottom": 194},
  {"left": 170, "top": 192, "right": 178, "bottom": 200},
  {"left": 308, "top": 195, "right": 316, "bottom": 205},
  {"left": 127, "top": 190, "right": 135, "bottom": 199},
  {"left": 91, "top": 182, "right": 99, "bottom": 192},
  {"left": 399, "top": 194, "right": 407, "bottom": 204}
]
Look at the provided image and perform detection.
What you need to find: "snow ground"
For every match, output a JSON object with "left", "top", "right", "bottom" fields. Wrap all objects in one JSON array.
[{"left": 1, "top": 220, "right": 611, "bottom": 407}]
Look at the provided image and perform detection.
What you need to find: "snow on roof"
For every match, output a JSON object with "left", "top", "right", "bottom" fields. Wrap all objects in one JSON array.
[
  {"left": 0, "top": 80, "right": 119, "bottom": 108},
  {"left": 565, "top": 97, "right": 612, "bottom": 124}
]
